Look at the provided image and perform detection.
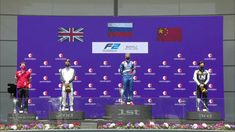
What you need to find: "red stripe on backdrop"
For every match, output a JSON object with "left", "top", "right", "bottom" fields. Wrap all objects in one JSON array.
[{"left": 108, "top": 32, "right": 133, "bottom": 37}]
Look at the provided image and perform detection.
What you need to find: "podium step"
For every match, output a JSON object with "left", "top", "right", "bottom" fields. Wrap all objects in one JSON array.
[
  {"left": 105, "top": 105, "right": 152, "bottom": 121},
  {"left": 186, "top": 111, "right": 221, "bottom": 120},
  {"left": 49, "top": 111, "right": 84, "bottom": 120},
  {"left": 8, "top": 113, "right": 36, "bottom": 123}
]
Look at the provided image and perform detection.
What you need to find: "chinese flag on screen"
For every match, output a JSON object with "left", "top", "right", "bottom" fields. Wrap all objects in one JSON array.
[{"left": 157, "top": 27, "right": 182, "bottom": 42}]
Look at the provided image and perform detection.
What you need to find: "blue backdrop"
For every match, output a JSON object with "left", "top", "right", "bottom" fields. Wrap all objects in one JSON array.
[{"left": 18, "top": 16, "right": 224, "bottom": 119}]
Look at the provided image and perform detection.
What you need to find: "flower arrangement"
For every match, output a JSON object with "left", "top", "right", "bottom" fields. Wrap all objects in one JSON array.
[
  {"left": 0, "top": 121, "right": 234, "bottom": 130},
  {"left": 0, "top": 121, "right": 81, "bottom": 130},
  {"left": 98, "top": 121, "right": 235, "bottom": 130}
]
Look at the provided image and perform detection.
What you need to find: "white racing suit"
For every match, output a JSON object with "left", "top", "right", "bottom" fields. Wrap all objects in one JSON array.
[
  {"left": 60, "top": 67, "right": 75, "bottom": 110},
  {"left": 193, "top": 69, "right": 210, "bottom": 111}
]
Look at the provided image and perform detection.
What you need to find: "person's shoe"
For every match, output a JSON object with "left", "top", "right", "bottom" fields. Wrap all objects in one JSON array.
[
  {"left": 19, "top": 110, "right": 23, "bottom": 113},
  {"left": 126, "top": 102, "right": 131, "bottom": 105},
  {"left": 59, "top": 106, "right": 61, "bottom": 111},
  {"left": 197, "top": 107, "right": 200, "bottom": 112},
  {"left": 203, "top": 108, "right": 208, "bottom": 112},
  {"left": 65, "top": 107, "right": 69, "bottom": 111},
  {"left": 13, "top": 109, "right": 17, "bottom": 114},
  {"left": 120, "top": 100, "right": 125, "bottom": 105},
  {"left": 130, "top": 101, "right": 135, "bottom": 106},
  {"left": 70, "top": 106, "right": 74, "bottom": 111},
  {"left": 61, "top": 106, "right": 65, "bottom": 111}
]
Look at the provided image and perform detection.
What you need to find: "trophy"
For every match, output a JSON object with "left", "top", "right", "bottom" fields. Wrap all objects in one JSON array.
[
  {"left": 119, "top": 87, "right": 124, "bottom": 98},
  {"left": 65, "top": 83, "right": 71, "bottom": 93},
  {"left": 119, "top": 87, "right": 124, "bottom": 104},
  {"left": 200, "top": 84, "right": 207, "bottom": 93}
]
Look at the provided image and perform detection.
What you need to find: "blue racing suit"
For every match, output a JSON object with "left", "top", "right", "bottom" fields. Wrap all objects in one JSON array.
[{"left": 120, "top": 60, "right": 136, "bottom": 102}]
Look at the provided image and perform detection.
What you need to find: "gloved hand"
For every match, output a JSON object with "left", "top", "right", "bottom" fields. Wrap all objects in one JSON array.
[{"left": 199, "top": 84, "right": 204, "bottom": 88}]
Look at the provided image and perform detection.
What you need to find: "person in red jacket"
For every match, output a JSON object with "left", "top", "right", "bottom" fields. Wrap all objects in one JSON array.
[{"left": 15, "top": 62, "right": 31, "bottom": 113}]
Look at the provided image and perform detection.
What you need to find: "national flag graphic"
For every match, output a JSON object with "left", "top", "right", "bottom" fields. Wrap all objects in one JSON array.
[
  {"left": 157, "top": 27, "right": 182, "bottom": 42},
  {"left": 58, "top": 27, "right": 84, "bottom": 42},
  {"left": 108, "top": 23, "right": 133, "bottom": 37}
]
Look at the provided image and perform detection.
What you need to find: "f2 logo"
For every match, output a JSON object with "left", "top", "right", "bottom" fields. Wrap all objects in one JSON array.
[{"left": 104, "top": 43, "right": 120, "bottom": 49}]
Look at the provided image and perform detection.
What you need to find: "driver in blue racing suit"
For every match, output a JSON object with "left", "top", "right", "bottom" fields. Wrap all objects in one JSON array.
[{"left": 119, "top": 53, "right": 136, "bottom": 105}]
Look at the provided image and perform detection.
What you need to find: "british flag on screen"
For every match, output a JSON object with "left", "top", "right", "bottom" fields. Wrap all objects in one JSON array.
[{"left": 58, "top": 27, "right": 84, "bottom": 42}]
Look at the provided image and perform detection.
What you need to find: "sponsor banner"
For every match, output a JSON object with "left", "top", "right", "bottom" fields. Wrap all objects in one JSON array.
[{"left": 92, "top": 42, "right": 148, "bottom": 54}]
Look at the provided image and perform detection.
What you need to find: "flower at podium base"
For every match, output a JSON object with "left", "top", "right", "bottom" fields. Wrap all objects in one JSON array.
[
  {"left": 202, "top": 123, "right": 207, "bottom": 128},
  {"left": 44, "top": 124, "right": 50, "bottom": 130},
  {"left": 225, "top": 124, "right": 231, "bottom": 129},
  {"left": 69, "top": 124, "right": 74, "bottom": 129},
  {"left": 192, "top": 123, "right": 198, "bottom": 129},
  {"left": 138, "top": 122, "right": 145, "bottom": 128},
  {"left": 163, "top": 122, "right": 169, "bottom": 128},
  {"left": 36, "top": 123, "right": 43, "bottom": 129},
  {"left": 126, "top": 122, "right": 132, "bottom": 128},
  {"left": 10, "top": 125, "right": 17, "bottom": 130},
  {"left": 149, "top": 121, "right": 155, "bottom": 126},
  {"left": 147, "top": 121, "right": 155, "bottom": 128},
  {"left": 23, "top": 124, "right": 30, "bottom": 129},
  {"left": 63, "top": 123, "right": 69, "bottom": 129},
  {"left": 109, "top": 123, "right": 116, "bottom": 128}
]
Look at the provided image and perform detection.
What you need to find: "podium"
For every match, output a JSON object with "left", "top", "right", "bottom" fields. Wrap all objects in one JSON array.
[
  {"left": 8, "top": 113, "right": 36, "bottom": 123},
  {"left": 49, "top": 111, "right": 84, "bottom": 120},
  {"left": 186, "top": 111, "right": 221, "bottom": 120},
  {"left": 104, "top": 105, "right": 152, "bottom": 121}
]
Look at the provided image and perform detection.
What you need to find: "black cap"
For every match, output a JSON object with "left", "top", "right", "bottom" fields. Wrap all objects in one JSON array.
[
  {"left": 66, "top": 59, "right": 70, "bottom": 62},
  {"left": 198, "top": 61, "right": 204, "bottom": 65}
]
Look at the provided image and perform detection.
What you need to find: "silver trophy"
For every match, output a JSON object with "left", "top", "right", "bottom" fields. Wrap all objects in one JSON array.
[
  {"left": 13, "top": 98, "right": 18, "bottom": 113},
  {"left": 119, "top": 87, "right": 125, "bottom": 104}
]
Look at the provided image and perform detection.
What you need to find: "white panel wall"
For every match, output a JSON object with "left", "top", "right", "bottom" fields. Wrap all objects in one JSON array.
[
  {"left": 0, "top": 0, "right": 114, "bottom": 15},
  {"left": 51, "top": 0, "right": 114, "bottom": 16},
  {"left": 0, "top": 67, "right": 16, "bottom": 91},
  {"left": 224, "top": 15, "right": 235, "bottom": 40},
  {"left": 0, "top": 41, "right": 17, "bottom": 65},
  {"left": 0, "top": 16, "right": 17, "bottom": 40},
  {"left": 119, "top": 0, "right": 179, "bottom": 15},
  {"left": 179, "top": 0, "right": 235, "bottom": 15},
  {"left": 224, "top": 41, "right": 235, "bottom": 66}
]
